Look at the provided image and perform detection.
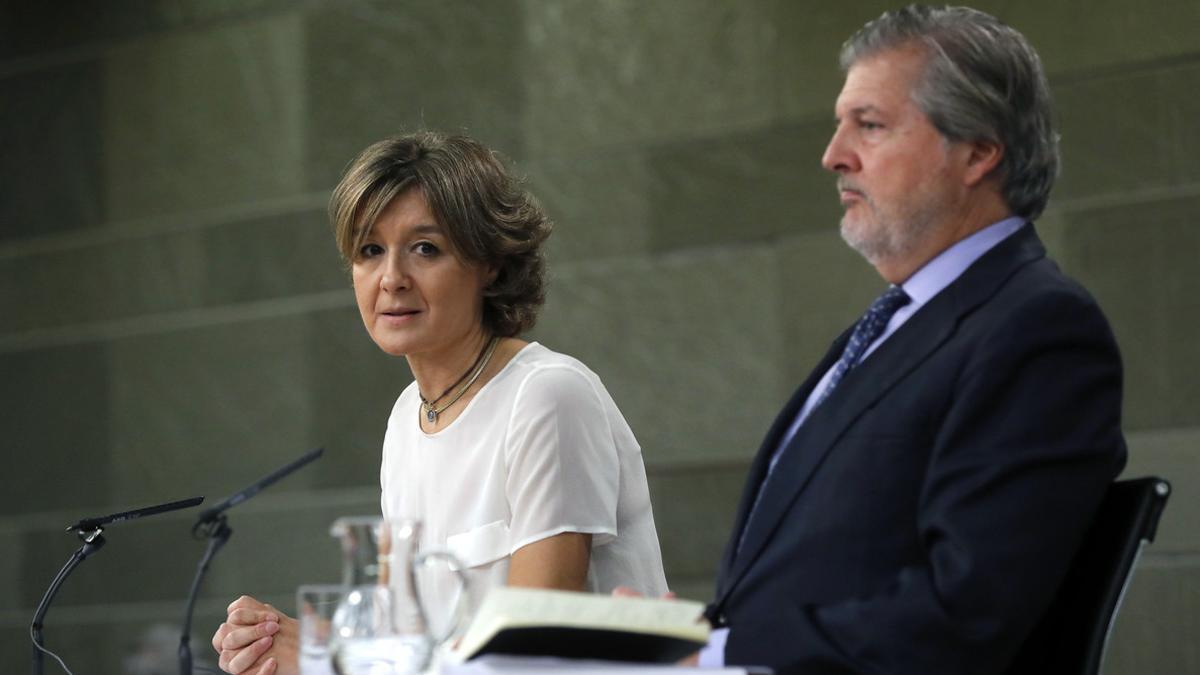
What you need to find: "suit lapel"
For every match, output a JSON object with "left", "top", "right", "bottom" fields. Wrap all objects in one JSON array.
[
  {"left": 714, "top": 329, "right": 851, "bottom": 590},
  {"left": 724, "top": 309, "right": 956, "bottom": 588},
  {"left": 715, "top": 224, "right": 1048, "bottom": 604}
]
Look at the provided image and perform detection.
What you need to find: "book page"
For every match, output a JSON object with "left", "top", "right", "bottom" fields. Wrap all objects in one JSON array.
[
  {"left": 456, "top": 588, "right": 710, "bottom": 659},
  {"left": 444, "top": 654, "right": 758, "bottom": 673}
]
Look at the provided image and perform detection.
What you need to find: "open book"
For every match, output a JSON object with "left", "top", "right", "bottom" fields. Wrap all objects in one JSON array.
[{"left": 452, "top": 588, "right": 710, "bottom": 664}]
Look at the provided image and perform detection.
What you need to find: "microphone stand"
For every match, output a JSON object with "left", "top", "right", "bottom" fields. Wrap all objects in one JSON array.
[
  {"left": 179, "top": 518, "right": 230, "bottom": 675},
  {"left": 179, "top": 447, "right": 324, "bottom": 675},
  {"left": 31, "top": 496, "right": 205, "bottom": 675},
  {"left": 31, "top": 527, "right": 103, "bottom": 675}
]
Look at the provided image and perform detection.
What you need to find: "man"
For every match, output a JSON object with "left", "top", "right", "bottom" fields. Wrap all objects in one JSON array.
[{"left": 700, "top": 6, "right": 1126, "bottom": 674}]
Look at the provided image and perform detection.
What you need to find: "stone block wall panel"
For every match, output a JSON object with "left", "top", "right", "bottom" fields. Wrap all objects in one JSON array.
[
  {"left": 519, "top": 0, "right": 778, "bottom": 157},
  {"left": 1056, "top": 199, "right": 1200, "bottom": 431},
  {"left": 304, "top": 306, "right": 413, "bottom": 489},
  {"left": 645, "top": 121, "right": 840, "bottom": 253},
  {"left": 203, "top": 498, "right": 366, "bottom": 599},
  {"left": 774, "top": 0, "right": 897, "bottom": 120},
  {"left": 2, "top": 620, "right": 176, "bottom": 675},
  {"left": 201, "top": 206, "right": 347, "bottom": 307},
  {"left": 777, "top": 229, "right": 885, "bottom": 384},
  {"left": 1105, "top": 561, "right": 1200, "bottom": 674},
  {"left": 0, "top": 530, "right": 22, "bottom": 612},
  {"left": 107, "top": 315, "right": 316, "bottom": 507},
  {"left": 532, "top": 244, "right": 786, "bottom": 464},
  {"left": 303, "top": 0, "right": 526, "bottom": 190},
  {"left": 525, "top": 150, "right": 653, "bottom": 263},
  {"left": 648, "top": 463, "right": 747, "bottom": 584},
  {"left": 0, "top": 0, "right": 298, "bottom": 61},
  {"left": 101, "top": 13, "right": 306, "bottom": 223},
  {"left": 17, "top": 514, "right": 201, "bottom": 609},
  {"left": 0, "top": 228, "right": 207, "bottom": 334},
  {"left": 0, "top": 343, "right": 112, "bottom": 515},
  {"left": 1123, "top": 427, "right": 1200, "bottom": 554},
  {"left": 0, "top": 205, "right": 344, "bottom": 336},
  {"left": 987, "top": 0, "right": 1200, "bottom": 76},
  {"left": 1053, "top": 67, "right": 1200, "bottom": 206},
  {"left": 0, "top": 63, "right": 105, "bottom": 241}
]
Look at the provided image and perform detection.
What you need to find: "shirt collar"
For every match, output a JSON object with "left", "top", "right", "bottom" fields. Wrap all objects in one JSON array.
[{"left": 900, "top": 216, "right": 1026, "bottom": 307}]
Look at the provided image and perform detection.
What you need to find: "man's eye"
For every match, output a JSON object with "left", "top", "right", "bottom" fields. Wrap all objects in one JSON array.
[{"left": 861, "top": 121, "right": 883, "bottom": 131}]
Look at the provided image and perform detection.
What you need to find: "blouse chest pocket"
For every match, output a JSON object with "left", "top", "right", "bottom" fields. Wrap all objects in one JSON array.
[{"left": 446, "top": 520, "right": 511, "bottom": 569}]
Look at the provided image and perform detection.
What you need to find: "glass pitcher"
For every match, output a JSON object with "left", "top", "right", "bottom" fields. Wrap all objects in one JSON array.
[{"left": 328, "top": 516, "right": 468, "bottom": 675}]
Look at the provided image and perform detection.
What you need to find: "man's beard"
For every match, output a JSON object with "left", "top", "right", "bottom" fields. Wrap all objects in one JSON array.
[{"left": 839, "top": 194, "right": 941, "bottom": 268}]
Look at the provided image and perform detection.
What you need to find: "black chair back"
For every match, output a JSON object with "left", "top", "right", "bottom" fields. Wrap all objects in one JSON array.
[{"left": 1008, "top": 476, "right": 1171, "bottom": 675}]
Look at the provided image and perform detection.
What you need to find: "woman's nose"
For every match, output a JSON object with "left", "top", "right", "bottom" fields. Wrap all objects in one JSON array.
[{"left": 380, "top": 256, "right": 408, "bottom": 292}]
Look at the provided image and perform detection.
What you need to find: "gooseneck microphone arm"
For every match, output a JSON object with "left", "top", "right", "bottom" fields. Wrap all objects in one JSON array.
[
  {"left": 31, "top": 527, "right": 105, "bottom": 675},
  {"left": 178, "top": 517, "right": 231, "bottom": 675},
  {"left": 31, "top": 496, "right": 204, "bottom": 675},
  {"left": 179, "top": 447, "right": 324, "bottom": 675}
]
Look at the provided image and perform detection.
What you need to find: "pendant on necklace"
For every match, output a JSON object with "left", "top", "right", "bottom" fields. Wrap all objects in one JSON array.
[{"left": 426, "top": 407, "right": 438, "bottom": 424}]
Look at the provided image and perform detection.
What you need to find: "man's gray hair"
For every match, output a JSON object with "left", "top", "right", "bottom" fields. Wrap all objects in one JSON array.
[{"left": 841, "top": 4, "right": 1059, "bottom": 220}]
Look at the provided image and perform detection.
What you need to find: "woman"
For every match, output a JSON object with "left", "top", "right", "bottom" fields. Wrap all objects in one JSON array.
[{"left": 212, "top": 132, "right": 668, "bottom": 675}]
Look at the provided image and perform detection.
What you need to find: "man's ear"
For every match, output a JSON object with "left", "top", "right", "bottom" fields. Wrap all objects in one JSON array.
[{"left": 963, "top": 139, "right": 1004, "bottom": 187}]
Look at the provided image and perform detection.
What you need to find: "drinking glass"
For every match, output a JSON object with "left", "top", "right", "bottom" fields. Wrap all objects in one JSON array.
[{"left": 297, "top": 584, "right": 343, "bottom": 675}]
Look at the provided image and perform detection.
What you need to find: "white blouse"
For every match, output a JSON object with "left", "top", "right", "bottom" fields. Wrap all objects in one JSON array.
[{"left": 380, "top": 342, "right": 668, "bottom": 628}]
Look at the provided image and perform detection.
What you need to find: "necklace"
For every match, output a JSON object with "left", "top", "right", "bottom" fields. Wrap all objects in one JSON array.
[
  {"left": 419, "top": 336, "right": 500, "bottom": 425},
  {"left": 418, "top": 344, "right": 480, "bottom": 411}
]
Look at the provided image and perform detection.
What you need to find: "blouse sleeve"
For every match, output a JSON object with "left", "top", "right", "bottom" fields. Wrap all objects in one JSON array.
[
  {"left": 379, "top": 417, "right": 391, "bottom": 521},
  {"left": 504, "top": 364, "right": 620, "bottom": 553}
]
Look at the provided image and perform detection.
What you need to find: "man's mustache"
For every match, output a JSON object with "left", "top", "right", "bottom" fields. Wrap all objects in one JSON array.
[
  {"left": 837, "top": 180, "right": 868, "bottom": 202},
  {"left": 837, "top": 180, "right": 865, "bottom": 195}
]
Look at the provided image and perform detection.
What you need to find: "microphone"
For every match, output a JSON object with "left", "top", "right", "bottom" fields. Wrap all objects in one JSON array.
[
  {"left": 179, "top": 447, "right": 325, "bottom": 675},
  {"left": 32, "top": 496, "right": 205, "bottom": 675},
  {"left": 192, "top": 446, "right": 324, "bottom": 533},
  {"left": 67, "top": 496, "right": 204, "bottom": 533}
]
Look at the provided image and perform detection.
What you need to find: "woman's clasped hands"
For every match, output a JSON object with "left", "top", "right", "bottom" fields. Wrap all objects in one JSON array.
[{"left": 211, "top": 595, "right": 299, "bottom": 675}]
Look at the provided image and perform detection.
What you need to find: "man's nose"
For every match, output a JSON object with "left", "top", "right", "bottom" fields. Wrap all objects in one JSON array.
[{"left": 821, "top": 127, "right": 858, "bottom": 174}]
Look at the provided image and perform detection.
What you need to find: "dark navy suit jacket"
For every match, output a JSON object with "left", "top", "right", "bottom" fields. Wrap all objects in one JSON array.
[{"left": 707, "top": 225, "right": 1127, "bottom": 674}]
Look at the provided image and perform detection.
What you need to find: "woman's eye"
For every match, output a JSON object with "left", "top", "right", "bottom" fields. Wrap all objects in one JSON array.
[
  {"left": 358, "top": 243, "right": 384, "bottom": 258},
  {"left": 413, "top": 241, "right": 440, "bottom": 257}
]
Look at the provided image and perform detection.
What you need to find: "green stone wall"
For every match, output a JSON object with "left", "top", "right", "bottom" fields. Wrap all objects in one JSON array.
[{"left": 2, "top": 2, "right": 1197, "bottom": 672}]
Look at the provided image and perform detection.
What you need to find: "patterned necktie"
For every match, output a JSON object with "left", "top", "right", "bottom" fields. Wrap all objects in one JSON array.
[
  {"left": 734, "top": 285, "right": 911, "bottom": 557},
  {"left": 811, "top": 285, "right": 911, "bottom": 410}
]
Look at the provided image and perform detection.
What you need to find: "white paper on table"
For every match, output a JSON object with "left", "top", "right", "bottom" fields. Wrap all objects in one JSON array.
[{"left": 440, "top": 654, "right": 764, "bottom": 674}]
